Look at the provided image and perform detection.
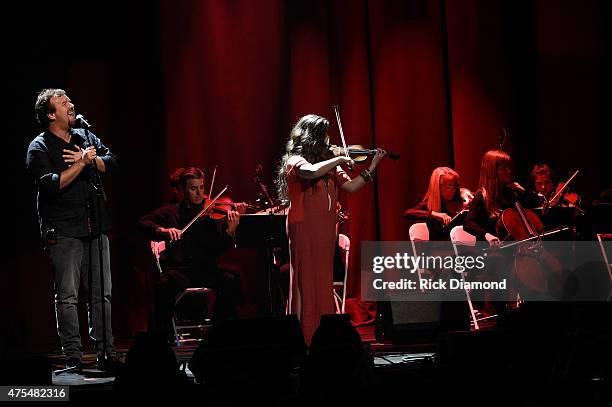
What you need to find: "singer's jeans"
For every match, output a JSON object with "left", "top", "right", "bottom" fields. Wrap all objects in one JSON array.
[{"left": 48, "top": 234, "right": 115, "bottom": 360}]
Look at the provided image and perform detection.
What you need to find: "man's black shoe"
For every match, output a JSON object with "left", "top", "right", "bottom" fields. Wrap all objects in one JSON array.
[
  {"left": 96, "top": 356, "right": 123, "bottom": 374},
  {"left": 65, "top": 357, "right": 83, "bottom": 372}
]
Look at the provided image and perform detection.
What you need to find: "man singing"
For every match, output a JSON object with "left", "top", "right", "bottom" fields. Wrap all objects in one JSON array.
[{"left": 26, "top": 89, "right": 119, "bottom": 371}]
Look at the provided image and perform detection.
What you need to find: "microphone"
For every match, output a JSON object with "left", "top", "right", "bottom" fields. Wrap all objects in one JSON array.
[{"left": 75, "top": 114, "right": 92, "bottom": 129}]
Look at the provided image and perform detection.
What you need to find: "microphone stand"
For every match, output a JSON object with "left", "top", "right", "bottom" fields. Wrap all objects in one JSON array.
[{"left": 86, "top": 126, "right": 112, "bottom": 372}]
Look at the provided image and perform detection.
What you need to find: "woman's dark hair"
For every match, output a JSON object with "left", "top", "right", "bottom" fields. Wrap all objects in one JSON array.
[
  {"left": 275, "top": 114, "right": 330, "bottom": 200},
  {"left": 479, "top": 150, "right": 511, "bottom": 218}
]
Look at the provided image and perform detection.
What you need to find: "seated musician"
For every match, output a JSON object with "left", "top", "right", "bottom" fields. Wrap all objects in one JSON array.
[
  {"left": 531, "top": 163, "right": 581, "bottom": 209},
  {"left": 405, "top": 167, "right": 474, "bottom": 327},
  {"left": 531, "top": 163, "right": 555, "bottom": 200},
  {"left": 464, "top": 151, "right": 541, "bottom": 313},
  {"left": 138, "top": 166, "right": 242, "bottom": 341},
  {"left": 464, "top": 151, "right": 539, "bottom": 246},
  {"left": 404, "top": 167, "right": 471, "bottom": 240}
]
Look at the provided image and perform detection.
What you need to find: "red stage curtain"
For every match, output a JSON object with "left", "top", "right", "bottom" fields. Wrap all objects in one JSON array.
[
  {"left": 157, "top": 0, "right": 454, "bottom": 320},
  {"left": 153, "top": 0, "right": 607, "bottom": 325}
]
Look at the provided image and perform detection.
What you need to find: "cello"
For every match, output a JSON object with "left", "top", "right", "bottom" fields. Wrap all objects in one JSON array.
[{"left": 495, "top": 187, "right": 565, "bottom": 297}]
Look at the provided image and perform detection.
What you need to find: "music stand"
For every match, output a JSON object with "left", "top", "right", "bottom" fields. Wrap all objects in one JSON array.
[
  {"left": 534, "top": 206, "right": 576, "bottom": 226},
  {"left": 235, "top": 213, "right": 288, "bottom": 314}
]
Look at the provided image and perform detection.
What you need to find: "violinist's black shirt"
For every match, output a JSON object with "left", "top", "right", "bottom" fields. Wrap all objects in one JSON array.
[{"left": 138, "top": 202, "right": 234, "bottom": 274}]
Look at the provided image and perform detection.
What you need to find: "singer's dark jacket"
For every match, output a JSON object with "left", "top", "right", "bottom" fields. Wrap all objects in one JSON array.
[{"left": 26, "top": 128, "right": 118, "bottom": 239}]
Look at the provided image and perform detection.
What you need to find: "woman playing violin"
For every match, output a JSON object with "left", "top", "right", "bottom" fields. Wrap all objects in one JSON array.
[
  {"left": 275, "top": 114, "right": 386, "bottom": 344},
  {"left": 404, "top": 167, "right": 472, "bottom": 240}
]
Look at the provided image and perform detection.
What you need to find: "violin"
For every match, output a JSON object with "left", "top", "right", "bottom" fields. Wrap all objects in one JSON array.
[
  {"left": 545, "top": 170, "right": 583, "bottom": 214},
  {"left": 180, "top": 186, "right": 229, "bottom": 235},
  {"left": 445, "top": 187, "right": 474, "bottom": 214},
  {"left": 199, "top": 165, "right": 253, "bottom": 221},
  {"left": 328, "top": 144, "right": 400, "bottom": 162},
  {"left": 440, "top": 188, "right": 473, "bottom": 231},
  {"left": 201, "top": 196, "right": 253, "bottom": 220},
  {"left": 549, "top": 183, "right": 581, "bottom": 207}
]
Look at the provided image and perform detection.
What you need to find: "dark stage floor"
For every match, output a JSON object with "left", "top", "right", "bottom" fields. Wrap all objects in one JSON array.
[
  {"left": 48, "top": 325, "right": 436, "bottom": 382},
  {"left": 45, "top": 324, "right": 443, "bottom": 402},
  {"left": 5, "top": 303, "right": 611, "bottom": 404}
]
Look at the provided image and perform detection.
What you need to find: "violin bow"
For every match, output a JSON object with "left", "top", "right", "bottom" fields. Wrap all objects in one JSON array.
[
  {"left": 333, "top": 105, "right": 351, "bottom": 164},
  {"left": 181, "top": 185, "right": 229, "bottom": 235},
  {"left": 208, "top": 164, "right": 218, "bottom": 199},
  {"left": 489, "top": 225, "right": 571, "bottom": 251}
]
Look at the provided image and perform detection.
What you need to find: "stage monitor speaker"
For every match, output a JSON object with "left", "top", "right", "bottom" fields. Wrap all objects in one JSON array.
[
  {"left": 188, "top": 314, "right": 306, "bottom": 385},
  {"left": 311, "top": 314, "right": 361, "bottom": 349},
  {"left": 206, "top": 314, "right": 305, "bottom": 351},
  {"left": 375, "top": 300, "right": 470, "bottom": 344}
]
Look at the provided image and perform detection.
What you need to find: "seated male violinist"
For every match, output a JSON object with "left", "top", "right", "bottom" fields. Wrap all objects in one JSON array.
[
  {"left": 138, "top": 166, "right": 246, "bottom": 342},
  {"left": 531, "top": 163, "right": 582, "bottom": 210}
]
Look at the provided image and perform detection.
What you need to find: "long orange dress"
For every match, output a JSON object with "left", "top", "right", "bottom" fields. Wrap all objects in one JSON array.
[{"left": 286, "top": 156, "right": 351, "bottom": 345}]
